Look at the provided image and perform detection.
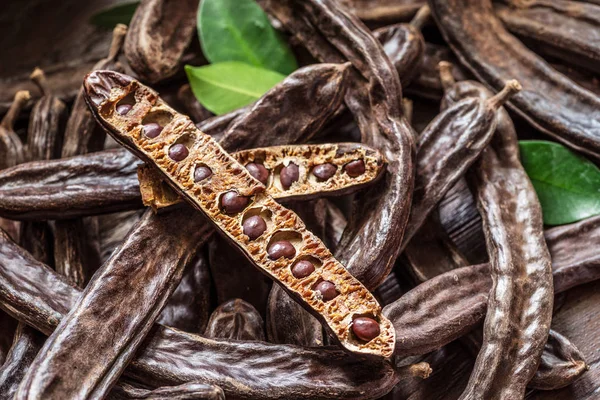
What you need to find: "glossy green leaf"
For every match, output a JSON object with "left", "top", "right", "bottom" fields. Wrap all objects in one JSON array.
[
  {"left": 519, "top": 140, "right": 600, "bottom": 226},
  {"left": 198, "top": 0, "right": 297, "bottom": 75},
  {"left": 90, "top": 1, "right": 139, "bottom": 28},
  {"left": 185, "top": 62, "right": 285, "bottom": 115}
]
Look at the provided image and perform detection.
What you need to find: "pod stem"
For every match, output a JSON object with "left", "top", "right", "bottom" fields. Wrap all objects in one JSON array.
[
  {"left": 410, "top": 5, "right": 431, "bottom": 30},
  {"left": 438, "top": 61, "right": 456, "bottom": 91},
  {"left": 407, "top": 362, "right": 432, "bottom": 379},
  {"left": 1, "top": 90, "right": 31, "bottom": 130},
  {"left": 108, "top": 24, "right": 128, "bottom": 61},
  {"left": 402, "top": 98, "right": 413, "bottom": 124},
  {"left": 30, "top": 68, "right": 50, "bottom": 96},
  {"left": 487, "top": 80, "right": 522, "bottom": 109}
]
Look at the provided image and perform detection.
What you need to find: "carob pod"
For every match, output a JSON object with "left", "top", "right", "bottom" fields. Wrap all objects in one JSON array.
[
  {"left": 83, "top": 70, "right": 395, "bottom": 358},
  {"left": 109, "top": 382, "right": 225, "bottom": 400},
  {"left": 0, "top": 232, "right": 403, "bottom": 400},
  {"left": 0, "top": 311, "right": 18, "bottom": 366},
  {"left": 429, "top": 0, "right": 600, "bottom": 159},
  {"left": 0, "top": 149, "right": 143, "bottom": 221},
  {"left": 0, "top": 91, "right": 29, "bottom": 170},
  {"left": 496, "top": 0, "right": 600, "bottom": 75},
  {"left": 177, "top": 84, "right": 212, "bottom": 124},
  {"left": 139, "top": 143, "right": 385, "bottom": 210},
  {"left": 98, "top": 211, "right": 144, "bottom": 265},
  {"left": 335, "top": 0, "right": 425, "bottom": 23},
  {"left": 16, "top": 208, "right": 211, "bottom": 400},
  {"left": 263, "top": 0, "right": 416, "bottom": 290},
  {"left": 157, "top": 249, "right": 212, "bottom": 333},
  {"left": 55, "top": 24, "right": 128, "bottom": 287},
  {"left": 124, "top": 0, "right": 198, "bottom": 83},
  {"left": 204, "top": 299, "right": 265, "bottom": 341}
]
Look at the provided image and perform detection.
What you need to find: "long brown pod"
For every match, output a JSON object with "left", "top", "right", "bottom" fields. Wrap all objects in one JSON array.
[
  {"left": 16, "top": 209, "right": 211, "bottom": 400},
  {"left": 204, "top": 299, "right": 265, "bottom": 341},
  {"left": 83, "top": 70, "right": 395, "bottom": 358},
  {"left": 336, "top": 0, "right": 425, "bottom": 23},
  {"left": 0, "top": 232, "right": 401, "bottom": 400},
  {"left": 429, "top": 0, "right": 600, "bottom": 158},
  {"left": 496, "top": 0, "right": 600, "bottom": 75},
  {"left": 54, "top": 24, "right": 127, "bottom": 287},
  {"left": 109, "top": 382, "right": 225, "bottom": 400}
]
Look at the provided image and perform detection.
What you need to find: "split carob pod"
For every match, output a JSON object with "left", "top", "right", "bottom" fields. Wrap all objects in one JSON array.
[
  {"left": 429, "top": 0, "right": 600, "bottom": 159},
  {"left": 110, "top": 382, "right": 225, "bottom": 400},
  {"left": 156, "top": 249, "right": 212, "bottom": 334},
  {"left": 54, "top": 24, "right": 128, "bottom": 287},
  {"left": 448, "top": 82, "right": 553, "bottom": 398},
  {"left": 495, "top": 0, "right": 600, "bottom": 75},
  {"left": 401, "top": 75, "right": 522, "bottom": 249},
  {"left": 15, "top": 208, "right": 212, "bottom": 400},
  {"left": 402, "top": 216, "right": 588, "bottom": 390},
  {"left": 83, "top": 70, "right": 395, "bottom": 359},
  {"left": 125, "top": 0, "right": 198, "bottom": 83},
  {"left": 262, "top": 0, "right": 416, "bottom": 290},
  {"left": 384, "top": 213, "right": 600, "bottom": 357},
  {"left": 336, "top": 0, "right": 425, "bottom": 23},
  {"left": 0, "top": 233, "right": 404, "bottom": 400},
  {"left": 139, "top": 143, "right": 385, "bottom": 210},
  {"left": 204, "top": 299, "right": 265, "bottom": 341}
]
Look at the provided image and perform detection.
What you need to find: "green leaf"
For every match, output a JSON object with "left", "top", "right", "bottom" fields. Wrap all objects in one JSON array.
[
  {"left": 90, "top": 1, "right": 139, "bottom": 28},
  {"left": 519, "top": 140, "right": 600, "bottom": 226},
  {"left": 198, "top": 0, "right": 297, "bottom": 75},
  {"left": 185, "top": 62, "right": 285, "bottom": 115}
]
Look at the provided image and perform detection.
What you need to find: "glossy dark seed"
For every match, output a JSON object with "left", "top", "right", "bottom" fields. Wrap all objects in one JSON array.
[
  {"left": 312, "top": 163, "right": 337, "bottom": 181},
  {"left": 168, "top": 144, "right": 189, "bottom": 161},
  {"left": 314, "top": 280, "right": 338, "bottom": 301},
  {"left": 194, "top": 165, "right": 212, "bottom": 182},
  {"left": 268, "top": 241, "right": 296, "bottom": 260},
  {"left": 243, "top": 215, "right": 267, "bottom": 240},
  {"left": 344, "top": 160, "right": 366, "bottom": 177},
  {"left": 291, "top": 260, "right": 315, "bottom": 278},
  {"left": 220, "top": 191, "right": 250, "bottom": 214},
  {"left": 280, "top": 163, "right": 299, "bottom": 190},
  {"left": 143, "top": 122, "right": 163, "bottom": 138},
  {"left": 116, "top": 104, "right": 132, "bottom": 115},
  {"left": 352, "top": 317, "right": 381, "bottom": 342},
  {"left": 246, "top": 163, "right": 269, "bottom": 185}
]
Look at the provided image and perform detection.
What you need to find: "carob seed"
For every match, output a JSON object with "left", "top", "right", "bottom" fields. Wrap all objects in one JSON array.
[
  {"left": 243, "top": 215, "right": 267, "bottom": 240},
  {"left": 314, "top": 280, "right": 338, "bottom": 301},
  {"left": 312, "top": 163, "right": 337, "bottom": 181},
  {"left": 194, "top": 165, "right": 212, "bottom": 182},
  {"left": 352, "top": 317, "right": 381, "bottom": 342},
  {"left": 116, "top": 104, "right": 132, "bottom": 115},
  {"left": 246, "top": 163, "right": 269, "bottom": 185},
  {"left": 168, "top": 144, "right": 189, "bottom": 161},
  {"left": 291, "top": 260, "right": 315, "bottom": 279},
  {"left": 220, "top": 191, "right": 250, "bottom": 214},
  {"left": 343, "top": 160, "right": 365, "bottom": 177},
  {"left": 268, "top": 240, "right": 296, "bottom": 260},
  {"left": 280, "top": 163, "right": 299, "bottom": 189},
  {"left": 143, "top": 122, "right": 163, "bottom": 138}
]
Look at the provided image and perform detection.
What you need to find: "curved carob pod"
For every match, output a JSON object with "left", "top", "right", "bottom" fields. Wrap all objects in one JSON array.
[
  {"left": 0, "top": 90, "right": 29, "bottom": 170},
  {"left": 496, "top": 0, "right": 600, "bottom": 75},
  {"left": 83, "top": 70, "right": 395, "bottom": 359},
  {"left": 16, "top": 209, "right": 211, "bottom": 400},
  {"left": 139, "top": 143, "right": 385, "bottom": 210},
  {"left": 0, "top": 233, "right": 402, "bottom": 400},
  {"left": 110, "top": 382, "right": 225, "bottom": 400},
  {"left": 124, "top": 0, "right": 198, "bottom": 83},
  {"left": 336, "top": 0, "right": 425, "bottom": 23},
  {"left": 429, "top": 0, "right": 600, "bottom": 159},
  {"left": 204, "top": 299, "right": 265, "bottom": 341},
  {"left": 157, "top": 249, "right": 212, "bottom": 333},
  {"left": 263, "top": 0, "right": 416, "bottom": 290}
]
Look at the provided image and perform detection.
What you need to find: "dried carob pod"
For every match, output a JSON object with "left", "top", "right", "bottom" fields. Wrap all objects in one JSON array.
[
  {"left": 125, "top": 0, "right": 199, "bottom": 83},
  {"left": 139, "top": 143, "right": 385, "bottom": 210},
  {"left": 336, "top": 0, "right": 425, "bottom": 23},
  {"left": 83, "top": 70, "right": 395, "bottom": 358},
  {"left": 496, "top": 0, "right": 600, "bottom": 75},
  {"left": 204, "top": 299, "right": 265, "bottom": 341},
  {"left": 0, "top": 90, "right": 29, "bottom": 169},
  {"left": 0, "top": 233, "right": 401, "bottom": 400},
  {"left": 16, "top": 209, "right": 211, "bottom": 400},
  {"left": 429, "top": 0, "right": 600, "bottom": 158},
  {"left": 110, "top": 382, "right": 225, "bottom": 400}
]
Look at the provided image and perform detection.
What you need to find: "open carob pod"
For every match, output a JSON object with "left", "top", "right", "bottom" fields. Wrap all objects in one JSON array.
[
  {"left": 138, "top": 143, "right": 385, "bottom": 210},
  {"left": 83, "top": 70, "right": 395, "bottom": 359}
]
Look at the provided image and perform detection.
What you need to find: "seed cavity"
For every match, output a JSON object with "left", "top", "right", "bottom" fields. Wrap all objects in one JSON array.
[
  {"left": 168, "top": 144, "right": 188, "bottom": 161},
  {"left": 245, "top": 162, "right": 269, "bottom": 185},
  {"left": 313, "top": 280, "right": 338, "bottom": 301},
  {"left": 143, "top": 122, "right": 163, "bottom": 138},
  {"left": 352, "top": 317, "right": 381, "bottom": 342},
  {"left": 291, "top": 260, "right": 315, "bottom": 278},
  {"left": 220, "top": 191, "right": 250, "bottom": 214},
  {"left": 243, "top": 215, "right": 267, "bottom": 240},
  {"left": 194, "top": 165, "right": 212, "bottom": 182},
  {"left": 280, "top": 162, "right": 300, "bottom": 190},
  {"left": 312, "top": 163, "right": 337, "bottom": 181},
  {"left": 344, "top": 159, "right": 365, "bottom": 177}
]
